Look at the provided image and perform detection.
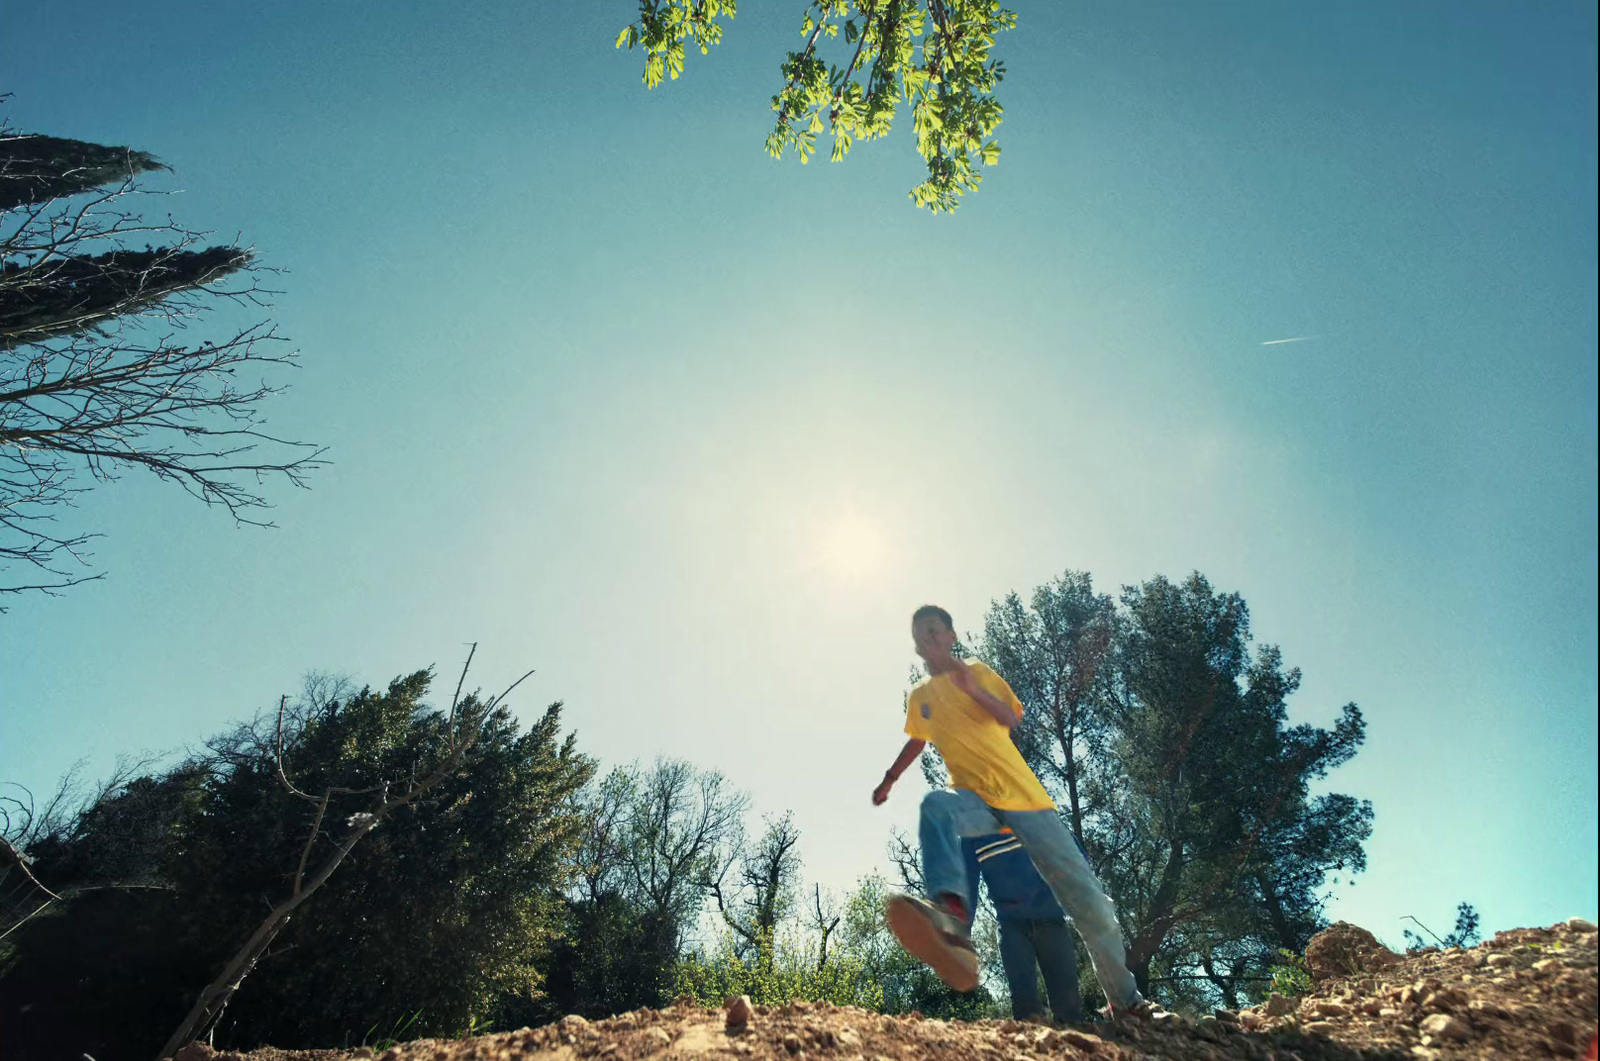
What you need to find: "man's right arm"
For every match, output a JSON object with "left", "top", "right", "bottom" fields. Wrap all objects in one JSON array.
[{"left": 872, "top": 738, "right": 926, "bottom": 805}]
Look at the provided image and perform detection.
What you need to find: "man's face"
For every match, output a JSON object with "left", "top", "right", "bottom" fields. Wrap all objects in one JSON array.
[{"left": 912, "top": 615, "right": 957, "bottom": 663}]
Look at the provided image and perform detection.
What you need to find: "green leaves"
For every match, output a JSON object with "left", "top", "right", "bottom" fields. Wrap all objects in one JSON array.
[
  {"left": 618, "top": 1, "right": 1016, "bottom": 212},
  {"left": 617, "top": 0, "right": 738, "bottom": 89},
  {"left": 761, "top": 1, "right": 1016, "bottom": 212}
]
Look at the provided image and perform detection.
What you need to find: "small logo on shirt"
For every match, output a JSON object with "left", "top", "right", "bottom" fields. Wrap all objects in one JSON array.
[{"left": 920, "top": 703, "right": 931, "bottom": 719}]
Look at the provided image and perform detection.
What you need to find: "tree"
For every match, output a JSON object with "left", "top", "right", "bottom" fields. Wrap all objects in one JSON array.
[
  {"left": 0, "top": 660, "right": 594, "bottom": 1059},
  {"left": 980, "top": 570, "right": 1373, "bottom": 1008},
  {"left": 615, "top": 1, "right": 1017, "bottom": 213},
  {"left": 710, "top": 811, "right": 803, "bottom": 960},
  {"left": 1403, "top": 903, "right": 1481, "bottom": 952},
  {"left": 535, "top": 758, "right": 748, "bottom": 1020},
  {"left": 0, "top": 113, "right": 322, "bottom": 600},
  {"left": 614, "top": 758, "right": 750, "bottom": 954}
]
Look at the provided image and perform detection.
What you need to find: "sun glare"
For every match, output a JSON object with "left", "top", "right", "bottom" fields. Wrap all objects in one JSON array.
[{"left": 814, "top": 512, "right": 891, "bottom": 582}]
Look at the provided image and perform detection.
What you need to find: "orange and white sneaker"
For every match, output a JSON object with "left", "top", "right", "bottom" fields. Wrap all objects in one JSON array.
[
  {"left": 1102, "top": 998, "right": 1173, "bottom": 1022},
  {"left": 885, "top": 893, "right": 980, "bottom": 992}
]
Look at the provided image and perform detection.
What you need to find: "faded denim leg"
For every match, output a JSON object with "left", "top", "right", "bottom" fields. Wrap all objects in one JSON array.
[
  {"left": 997, "top": 808, "right": 1142, "bottom": 1009},
  {"left": 998, "top": 918, "right": 1044, "bottom": 1019},
  {"left": 1030, "top": 917, "right": 1084, "bottom": 1022},
  {"left": 918, "top": 789, "right": 1004, "bottom": 913}
]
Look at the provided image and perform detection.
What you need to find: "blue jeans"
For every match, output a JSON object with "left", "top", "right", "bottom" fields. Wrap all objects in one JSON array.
[
  {"left": 1000, "top": 917, "right": 1083, "bottom": 1022},
  {"left": 919, "top": 788, "right": 1141, "bottom": 1008}
]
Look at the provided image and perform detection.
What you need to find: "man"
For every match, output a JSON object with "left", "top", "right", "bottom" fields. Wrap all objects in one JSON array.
[
  {"left": 963, "top": 830, "right": 1083, "bottom": 1023},
  {"left": 871, "top": 604, "right": 1151, "bottom": 1018}
]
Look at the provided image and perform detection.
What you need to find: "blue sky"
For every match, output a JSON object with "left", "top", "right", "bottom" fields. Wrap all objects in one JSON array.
[{"left": 2, "top": 0, "right": 1595, "bottom": 948}]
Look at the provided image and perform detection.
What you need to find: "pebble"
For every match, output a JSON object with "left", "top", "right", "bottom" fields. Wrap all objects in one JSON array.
[
  {"left": 724, "top": 995, "right": 754, "bottom": 1027},
  {"left": 1418, "top": 1013, "right": 1472, "bottom": 1041}
]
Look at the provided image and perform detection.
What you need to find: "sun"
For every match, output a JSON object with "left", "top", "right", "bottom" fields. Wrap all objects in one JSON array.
[{"left": 814, "top": 511, "right": 891, "bottom": 582}]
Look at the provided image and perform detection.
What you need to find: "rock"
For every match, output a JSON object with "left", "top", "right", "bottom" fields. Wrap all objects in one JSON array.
[
  {"left": 1564, "top": 918, "right": 1597, "bottom": 933},
  {"left": 644, "top": 1027, "right": 673, "bottom": 1047},
  {"left": 561, "top": 1014, "right": 591, "bottom": 1028},
  {"left": 1263, "top": 992, "right": 1296, "bottom": 1017},
  {"left": 1418, "top": 1014, "right": 1472, "bottom": 1042},
  {"left": 835, "top": 1028, "right": 861, "bottom": 1048},
  {"left": 723, "top": 995, "right": 754, "bottom": 1027},
  {"left": 1305, "top": 922, "right": 1401, "bottom": 982},
  {"left": 782, "top": 1033, "right": 804, "bottom": 1054},
  {"left": 173, "top": 1045, "right": 214, "bottom": 1061},
  {"left": 1212, "top": 1009, "right": 1239, "bottom": 1024},
  {"left": 1421, "top": 987, "right": 1467, "bottom": 1012},
  {"left": 1548, "top": 1021, "right": 1578, "bottom": 1047},
  {"left": 1057, "top": 1029, "right": 1107, "bottom": 1053},
  {"left": 1486, "top": 953, "right": 1514, "bottom": 967},
  {"left": 1313, "top": 1000, "right": 1351, "bottom": 1018},
  {"left": 1534, "top": 957, "right": 1563, "bottom": 975}
]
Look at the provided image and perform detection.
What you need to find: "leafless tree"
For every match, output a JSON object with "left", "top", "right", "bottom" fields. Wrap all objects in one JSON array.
[
  {"left": 570, "top": 764, "right": 641, "bottom": 904},
  {"left": 0, "top": 113, "right": 323, "bottom": 601},
  {"left": 708, "top": 810, "right": 802, "bottom": 956},
  {"left": 614, "top": 757, "right": 748, "bottom": 952},
  {"left": 155, "top": 645, "right": 532, "bottom": 1060},
  {"left": 807, "top": 883, "right": 842, "bottom": 970}
]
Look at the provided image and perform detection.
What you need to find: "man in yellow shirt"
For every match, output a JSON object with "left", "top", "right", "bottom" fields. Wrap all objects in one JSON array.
[{"left": 872, "top": 604, "right": 1149, "bottom": 1018}]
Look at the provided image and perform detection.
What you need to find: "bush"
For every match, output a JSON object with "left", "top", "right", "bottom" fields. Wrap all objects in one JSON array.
[
  {"left": 672, "top": 931, "right": 883, "bottom": 1010},
  {"left": 1267, "top": 949, "right": 1312, "bottom": 998}
]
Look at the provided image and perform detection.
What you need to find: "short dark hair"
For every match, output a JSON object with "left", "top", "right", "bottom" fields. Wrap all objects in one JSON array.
[{"left": 912, "top": 604, "right": 954, "bottom": 630}]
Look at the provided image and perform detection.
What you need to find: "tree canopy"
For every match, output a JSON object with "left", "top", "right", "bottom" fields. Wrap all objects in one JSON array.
[
  {"left": 981, "top": 570, "right": 1373, "bottom": 1008},
  {"left": 616, "top": 1, "right": 1017, "bottom": 212}
]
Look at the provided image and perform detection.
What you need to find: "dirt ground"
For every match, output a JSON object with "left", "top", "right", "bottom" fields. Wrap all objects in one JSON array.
[{"left": 178, "top": 918, "right": 1598, "bottom": 1061}]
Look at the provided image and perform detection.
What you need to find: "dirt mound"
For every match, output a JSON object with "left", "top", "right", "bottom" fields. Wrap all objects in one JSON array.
[{"left": 180, "top": 918, "right": 1598, "bottom": 1061}]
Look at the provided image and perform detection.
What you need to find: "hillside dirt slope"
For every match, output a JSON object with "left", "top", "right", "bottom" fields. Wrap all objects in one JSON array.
[{"left": 180, "top": 918, "right": 1597, "bottom": 1061}]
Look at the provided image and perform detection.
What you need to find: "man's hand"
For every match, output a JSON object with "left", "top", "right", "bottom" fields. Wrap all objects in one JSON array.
[
  {"left": 946, "top": 660, "right": 1019, "bottom": 728},
  {"left": 947, "top": 659, "right": 980, "bottom": 696},
  {"left": 872, "top": 775, "right": 895, "bottom": 805}
]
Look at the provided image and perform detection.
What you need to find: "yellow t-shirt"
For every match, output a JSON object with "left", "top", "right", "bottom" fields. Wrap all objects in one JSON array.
[{"left": 903, "top": 660, "right": 1055, "bottom": 812}]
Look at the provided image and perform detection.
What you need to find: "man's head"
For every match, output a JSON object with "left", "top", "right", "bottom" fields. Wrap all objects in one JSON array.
[{"left": 911, "top": 604, "right": 957, "bottom": 665}]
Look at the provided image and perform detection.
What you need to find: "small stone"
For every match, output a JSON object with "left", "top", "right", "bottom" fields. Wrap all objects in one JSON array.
[
  {"left": 1418, "top": 1014, "right": 1471, "bottom": 1042},
  {"left": 1314, "top": 1000, "right": 1351, "bottom": 1018},
  {"left": 173, "top": 1045, "right": 214, "bottom": 1061},
  {"left": 350, "top": 1051, "right": 375, "bottom": 1061},
  {"left": 724, "top": 994, "right": 754, "bottom": 1027},
  {"left": 1379, "top": 1007, "right": 1401, "bottom": 1018},
  {"left": 1486, "top": 953, "right": 1514, "bottom": 967},
  {"left": 1057, "top": 1029, "right": 1106, "bottom": 1053},
  {"left": 1421, "top": 987, "right": 1467, "bottom": 1012},
  {"left": 1409, "top": 1048, "right": 1440, "bottom": 1060},
  {"left": 1263, "top": 992, "right": 1296, "bottom": 1017},
  {"left": 836, "top": 1029, "right": 861, "bottom": 1048},
  {"left": 1533, "top": 957, "right": 1562, "bottom": 974},
  {"left": 1563, "top": 918, "right": 1597, "bottom": 933},
  {"left": 1213, "top": 1009, "right": 1240, "bottom": 1024},
  {"left": 561, "top": 1014, "right": 591, "bottom": 1028},
  {"left": 783, "top": 1033, "right": 804, "bottom": 1054},
  {"left": 1303, "top": 1021, "right": 1337, "bottom": 1035},
  {"left": 645, "top": 1027, "right": 673, "bottom": 1046}
]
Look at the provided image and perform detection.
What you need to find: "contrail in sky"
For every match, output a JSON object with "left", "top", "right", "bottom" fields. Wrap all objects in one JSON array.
[{"left": 1261, "top": 335, "right": 1320, "bottom": 345}]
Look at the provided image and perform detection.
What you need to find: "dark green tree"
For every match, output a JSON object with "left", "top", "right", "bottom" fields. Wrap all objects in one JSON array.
[
  {"left": 0, "top": 662, "right": 593, "bottom": 1059},
  {"left": 0, "top": 113, "right": 322, "bottom": 599},
  {"left": 980, "top": 571, "right": 1373, "bottom": 1008},
  {"left": 615, "top": 1, "right": 1016, "bottom": 212}
]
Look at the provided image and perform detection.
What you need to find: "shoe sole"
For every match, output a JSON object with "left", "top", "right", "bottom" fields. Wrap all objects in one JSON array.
[{"left": 885, "top": 896, "right": 980, "bottom": 992}]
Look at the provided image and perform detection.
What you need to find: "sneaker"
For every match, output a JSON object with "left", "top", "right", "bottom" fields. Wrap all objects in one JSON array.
[
  {"left": 884, "top": 893, "right": 981, "bottom": 992},
  {"left": 1102, "top": 999, "right": 1172, "bottom": 1022}
]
